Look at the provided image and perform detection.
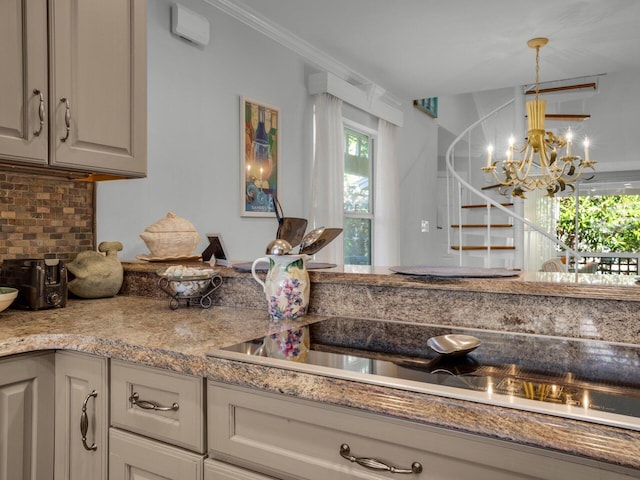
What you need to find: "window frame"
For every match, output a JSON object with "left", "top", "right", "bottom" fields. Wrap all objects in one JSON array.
[{"left": 343, "top": 120, "right": 376, "bottom": 265}]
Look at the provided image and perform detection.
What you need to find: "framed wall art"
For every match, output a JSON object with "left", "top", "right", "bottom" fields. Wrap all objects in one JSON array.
[
  {"left": 414, "top": 97, "right": 438, "bottom": 118},
  {"left": 240, "top": 96, "right": 280, "bottom": 217}
]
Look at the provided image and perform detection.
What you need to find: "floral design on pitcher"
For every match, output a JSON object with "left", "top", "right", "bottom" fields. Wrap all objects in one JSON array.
[
  {"left": 265, "top": 257, "right": 309, "bottom": 319},
  {"left": 268, "top": 276, "right": 307, "bottom": 319}
]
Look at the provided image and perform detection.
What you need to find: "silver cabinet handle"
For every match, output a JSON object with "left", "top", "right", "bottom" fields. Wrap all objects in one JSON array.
[
  {"left": 33, "top": 89, "right": 45, "bottom": 136},
  {"left": 80, "top": 390, "right": 98, "bottom": 451},
  {"left": 339, "top": 444, "right": 423, "bottom": 474},
  {"left": 60, "top": 97, "right": 71, "bottom": 142},
  {"left": 129, "top": 392, "right": 179, "bottom": 412}
]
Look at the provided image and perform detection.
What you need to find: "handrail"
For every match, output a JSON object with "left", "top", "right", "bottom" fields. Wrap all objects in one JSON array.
[{"left": 444, "top": 98, "right": 582, "bottom": 267}]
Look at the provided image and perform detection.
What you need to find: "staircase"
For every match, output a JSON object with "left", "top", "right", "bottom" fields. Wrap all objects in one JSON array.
[
  {"left": 451, "top": 202, "right": 515, "bottom": 249},
  {"left": 450, "top": 202, "right": 516, "bottom": 266},
  {"left": 446, "top": 168, "right": 520, "bottom": 268},
  {"left": 444, "top": 94, "right": 584, "bottom": 271}
]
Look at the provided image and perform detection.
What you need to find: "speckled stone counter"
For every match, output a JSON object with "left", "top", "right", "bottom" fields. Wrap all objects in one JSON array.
[
  {"left": 0, "top": 296, "right": 639, "bottom": 473},
  {"left": 122, "top": 261, "right": 640, "bottom": 344}
]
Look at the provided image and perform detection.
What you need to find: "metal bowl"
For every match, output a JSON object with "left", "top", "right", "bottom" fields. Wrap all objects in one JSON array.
[{"left": 427, "top": 334, "right": 481, "bottom": 356}]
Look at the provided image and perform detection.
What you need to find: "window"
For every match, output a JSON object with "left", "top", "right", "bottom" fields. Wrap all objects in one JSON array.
[
  {"left": 343, "top": 126, "right": 373, "bottom": 265},
  {"left": 555, "top": 181, "right": 640, "bottom": 275}
]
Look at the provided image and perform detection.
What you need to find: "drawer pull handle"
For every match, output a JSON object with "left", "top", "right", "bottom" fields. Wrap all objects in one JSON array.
[
  {"left": 339, "top": 443, "right": 422, "bottom": 474},
  {"left": 129, "top": 392, "right": 179, "bottom": 412},
  {"left": 80, "top": 390, "right": 98, "bottom": 451},
  {"left": 33, "top": 89, "right": 45, "bottom": 136}
]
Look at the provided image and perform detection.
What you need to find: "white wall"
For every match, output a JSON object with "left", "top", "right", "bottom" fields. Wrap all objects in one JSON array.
[
  {"left": 97, "top": 0, "right": 315, "bottom": 262},
  {"left": 97, "top": 0, "right": 638, "bottom": 266},
  {"left": 395, "top": 104, "right": 439, "bottom": 265},
  {"left": 574, "top": 68, "right": 640, "bottom": 172},
  {"left": 97, "top": 0, "right": 441, "bottom": 265}
]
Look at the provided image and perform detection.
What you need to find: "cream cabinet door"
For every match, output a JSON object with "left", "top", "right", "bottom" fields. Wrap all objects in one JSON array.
[
  {"left": 49, "top": 0, "right": 147, "bottom": 176},
  {"left": 55, "top": 351, "right": 109, "bottom": 480},
  {"left": 109, "top": 428, "right": 204, "bottom": 480},
  {"left": 0, "top": 0, "right": 48, "bottom": 164},
  {"left": 208, "top": 383, "right": 640, "bottom": 480},
  {"left": 0, "top": 353, "right": 54, "bottom": 480}
]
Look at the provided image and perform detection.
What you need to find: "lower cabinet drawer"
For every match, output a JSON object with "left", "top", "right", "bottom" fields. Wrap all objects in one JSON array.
[
  {"left": 207, "top": 383, "right": 636, "bottom": 480},
  {"left": 204, "top": 458, "right": 274, "bottom": 480},
  {"left": 109, "top": 428, "right": 204, "bottom": 480},
  {"left": 111, "top": 359, "right": 205, "bottom": 453}
]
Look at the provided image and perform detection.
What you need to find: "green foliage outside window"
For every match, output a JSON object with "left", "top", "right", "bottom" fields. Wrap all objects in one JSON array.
[
  {"left": 343, "top": 217, "right": 371, "bottom": 265},
  {"left": 556, "top": 195, "right": 640, "bottom": 252},
  {"left": 344, "top": 128, "right": 372, "bottom": 265}
]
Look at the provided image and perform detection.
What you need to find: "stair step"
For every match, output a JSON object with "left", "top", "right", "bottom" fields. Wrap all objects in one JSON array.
[
  {"left": 461, "top": 203, "right": 514, "bottom": 209},
  {"left": 545, "top": 113, "right": 590, "bottom": 122},
  {"left": 451, "top": 246, "right": 516, "bottom": 251},
  {"left": 525, "top": 82, "right": 596, "bottom": 95},
  {"left": 451, "top": 224, "right": 513, "bottom": 228}
]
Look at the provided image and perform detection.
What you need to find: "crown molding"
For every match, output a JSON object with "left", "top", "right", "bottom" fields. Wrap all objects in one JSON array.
[{"left": 202, "top": 0, "right": 403, "bottom": 107}]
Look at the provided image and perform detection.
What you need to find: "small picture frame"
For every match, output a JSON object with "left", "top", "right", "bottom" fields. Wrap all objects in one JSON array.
[
  {"left": 240, "top": 96, "right": 280, "bottom": 217},
  {"left": 201, "top": 233, "right": 230, "bottom": 266},
  {"left": 414, "top": 97, "right": 438, "bottom": 118}
]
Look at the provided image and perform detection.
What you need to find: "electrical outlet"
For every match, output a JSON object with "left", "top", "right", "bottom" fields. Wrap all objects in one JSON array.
[{"left": 421, "top": 220, "right": 429, "bottom": 233}]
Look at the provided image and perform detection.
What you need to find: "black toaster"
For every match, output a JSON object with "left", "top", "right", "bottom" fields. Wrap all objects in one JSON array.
[{"left": 0, "top": 258, "right": 67, "bottom": 310}]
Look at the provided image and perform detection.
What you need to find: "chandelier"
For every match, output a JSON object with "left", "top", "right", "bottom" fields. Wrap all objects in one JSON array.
[{"left": 482, "top": 37, "right": 596, "bottom": 198}]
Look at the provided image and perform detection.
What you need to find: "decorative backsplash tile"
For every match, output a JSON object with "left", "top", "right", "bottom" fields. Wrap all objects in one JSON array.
[{"left": 0, "top": 170, "right": 94, "bottom": 262}]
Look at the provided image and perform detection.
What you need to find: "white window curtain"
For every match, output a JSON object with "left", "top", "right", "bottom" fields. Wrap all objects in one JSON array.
[
  {"left": 309, "top": 93, "right": 344, "bottom": 264},
  {"left": 524, "top": 189, "right": 559, "bottom": 272},
  {"left": 374, "top": 118, "right": 400, "bottom": 266}
]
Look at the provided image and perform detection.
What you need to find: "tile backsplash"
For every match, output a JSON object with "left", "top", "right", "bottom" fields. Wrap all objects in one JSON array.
[{"left": 0, "top": 170, "right": 95, "bottom": 262}]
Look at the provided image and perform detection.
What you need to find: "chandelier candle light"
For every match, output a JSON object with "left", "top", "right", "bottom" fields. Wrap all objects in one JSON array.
[{"left": 483, "top": 37, "right": 596, "bottom": 198}]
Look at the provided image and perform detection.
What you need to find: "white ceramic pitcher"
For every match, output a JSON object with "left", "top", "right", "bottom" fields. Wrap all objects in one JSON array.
[{"left": 251, "top": 254, "right": 310, "bottom": 320}]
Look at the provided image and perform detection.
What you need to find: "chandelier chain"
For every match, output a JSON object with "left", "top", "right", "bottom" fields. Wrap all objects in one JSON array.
[{"left": 534, "top": 46, "right": 540, "bottom": 100}]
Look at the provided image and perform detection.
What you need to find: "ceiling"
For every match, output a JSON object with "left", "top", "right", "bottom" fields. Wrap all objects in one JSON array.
[{"left": 218, "top": 0, "right": 640, "bottom": 102}]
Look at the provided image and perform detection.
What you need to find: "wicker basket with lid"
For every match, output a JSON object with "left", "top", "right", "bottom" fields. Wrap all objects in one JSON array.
[{"left": 139, "top": 212, "right": 201, "bottom": 258}]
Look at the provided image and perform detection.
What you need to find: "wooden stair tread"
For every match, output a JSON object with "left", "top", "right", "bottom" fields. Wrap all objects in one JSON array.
[
  {"left": 525, "top": 82, "right": 596, "bottom": 95},
  {"left": 451, "top": 224, "right": 513, "bottom": 228},
  {"left": 461, "top": 203, "right": 514, "bottom": 209},
  {"left": 451, "top": 246, "right": 516, "bottom": 251},
  {"left": 545, "top": 113, "right": 591, "bottom": 121}
]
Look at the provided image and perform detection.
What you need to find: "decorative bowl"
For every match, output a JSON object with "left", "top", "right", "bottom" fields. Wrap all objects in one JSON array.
[
  {"left": 0, "top": 287, "right": 19, "bottom": 313},
  {"left": 157, "top": 266, "right": 217, "bottom": 297},
  {"left": 427, "top": 334, "right": 481, "bottom": 356}
]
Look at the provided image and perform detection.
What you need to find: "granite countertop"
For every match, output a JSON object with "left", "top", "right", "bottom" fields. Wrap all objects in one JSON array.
[
  {"left": 0, "top": 296, "right": 639, "bottom": 472},
  {"left": 125, "top": 261, "right": 640, "bottom": 302}
]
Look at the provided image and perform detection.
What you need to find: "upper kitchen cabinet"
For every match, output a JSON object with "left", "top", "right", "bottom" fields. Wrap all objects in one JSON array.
[
  {"left": 0, "top": 0, "right": 49, "bottom": 164},
  {"left": 0, "top": 0, "right": 147, "bottom": 178},
  {"left": 50, "top": 0, "right": 147, "bottom": 176}
]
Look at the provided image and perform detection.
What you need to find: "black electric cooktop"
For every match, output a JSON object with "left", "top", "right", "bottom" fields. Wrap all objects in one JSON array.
[{"left": 209, "top": 317, "right": 640, "bottom": 429}]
